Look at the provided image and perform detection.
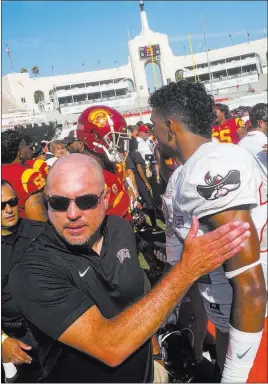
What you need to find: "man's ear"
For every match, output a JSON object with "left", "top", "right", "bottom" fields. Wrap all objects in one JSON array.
[
  {"left": 17, "top": 148, "right": 24, "bottom": 161},
  {"left": 166, "top": 119, "right": 176, "bottom": 141}
]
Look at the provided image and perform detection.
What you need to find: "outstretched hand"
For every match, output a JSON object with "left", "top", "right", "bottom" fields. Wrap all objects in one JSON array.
[{"left": 181, "top": 216, "right": 251, "bottom": 281}]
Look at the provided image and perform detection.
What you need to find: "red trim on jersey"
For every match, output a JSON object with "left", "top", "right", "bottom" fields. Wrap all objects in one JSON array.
[
  {"left": 260, "top": 218, "right": 268, "bottom": 253},
  {"left": 259, "top": 182, "right": 268, "bottom": 205}
]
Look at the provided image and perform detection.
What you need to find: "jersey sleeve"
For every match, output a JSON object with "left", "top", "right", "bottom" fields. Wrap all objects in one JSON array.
[
  {"left": 125, "top": 155, "right": 135, "bottom": 170},
  {"left": 9, "top": 254, "right": 94, "bottom": 340},
  {"left": 180, "top": 145, "right": 259, "bottom": 219},
  {"left": 131, "top": 151, "right": 144, "bottom": 166},
  {"left": 2, "top": 164, "right": 46, "bottom": 212},
  {"left": 25, "top": 159, "right": 49, "bottom": 179}
]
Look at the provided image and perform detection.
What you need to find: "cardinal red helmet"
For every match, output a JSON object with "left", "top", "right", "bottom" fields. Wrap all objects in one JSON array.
[{"left": 76, "top": 105, "right": 130, "bottom": 161}]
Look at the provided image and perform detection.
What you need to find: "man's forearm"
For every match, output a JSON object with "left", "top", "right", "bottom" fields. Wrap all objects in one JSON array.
[
  {"left": 93, "top": 260, "right": 194, "bottom": 365},
  {"left": 137, "top": 166, "right": 149, "bottom": 186},
  {"left": 127, "top": 169, "right": 139, "bottom": 196}
]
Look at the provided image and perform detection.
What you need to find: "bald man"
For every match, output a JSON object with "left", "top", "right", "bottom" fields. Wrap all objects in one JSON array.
[{"left": 9, "top": 154, "right": 251, "bottom": 383}]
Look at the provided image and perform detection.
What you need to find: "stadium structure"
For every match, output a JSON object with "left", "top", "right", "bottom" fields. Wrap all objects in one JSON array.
[{"left": 2, "top": 0, "right": 268, "bottom": 130}]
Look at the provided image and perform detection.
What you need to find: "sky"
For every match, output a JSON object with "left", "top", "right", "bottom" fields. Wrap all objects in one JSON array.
[{"left": 2, "top": 0, "right": 267, "bottom": 90}]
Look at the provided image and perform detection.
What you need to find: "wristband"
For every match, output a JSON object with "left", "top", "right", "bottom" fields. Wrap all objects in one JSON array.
[
  {"left": 2, "top": 333, "right": 9, "bottom": 344},
  {"left": 221, "top": 325, "right": 263, "bottom": 382}
]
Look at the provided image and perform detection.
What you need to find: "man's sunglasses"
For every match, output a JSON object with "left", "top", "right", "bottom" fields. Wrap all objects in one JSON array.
[
  {"left": 1, "top": 197, "right": 19, "bottom": 211},
  {"left": 46, "top": 191, "right": 104, "bottom": 212}
]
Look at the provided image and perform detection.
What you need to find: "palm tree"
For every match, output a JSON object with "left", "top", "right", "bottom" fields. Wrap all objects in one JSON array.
[
  {"left": 31, "top": 66, "right": 39, "bottom": 77},
  {"left": 21, "top": 67, "right": 28, "bottom": 73}
]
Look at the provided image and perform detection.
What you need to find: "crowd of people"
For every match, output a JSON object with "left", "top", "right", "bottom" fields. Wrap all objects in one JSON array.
[{"left": 1, "top": 79, "right": 267, "bottom": 383}]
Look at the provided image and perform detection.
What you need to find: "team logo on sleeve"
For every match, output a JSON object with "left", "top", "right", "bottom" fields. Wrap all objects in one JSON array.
[
  {"left": 117, "top": 249, "right": 131, "bottom": 264},
  {"left": 197, "top": 170, "right": 241, "bottom": 200}
]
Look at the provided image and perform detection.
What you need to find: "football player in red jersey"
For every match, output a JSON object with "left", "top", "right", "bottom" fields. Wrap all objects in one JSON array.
[
  {"left": 1, "top": 129, "right": 48, "bottom": 221},
  {"left": 212, "top": 103, "right": 247, "bottom": 144},
  {"left": 72, "top": 106, "right": 135, "bottom": 221}
]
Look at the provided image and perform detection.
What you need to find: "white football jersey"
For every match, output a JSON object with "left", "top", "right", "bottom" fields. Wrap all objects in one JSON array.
[
  {"left": 162, "top": 166, "right": 183, "bottom": 266},
  {"left": 172, "top": 141, "right": 267, "bottom": 332}
]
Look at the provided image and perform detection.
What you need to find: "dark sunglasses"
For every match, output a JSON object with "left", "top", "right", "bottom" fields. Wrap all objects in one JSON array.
[
  {"left": 46, "top": 191, "right": 104, "bottom": 212},
  {"left": 1, "top": 197, "right": 19, "bottom": 211}
]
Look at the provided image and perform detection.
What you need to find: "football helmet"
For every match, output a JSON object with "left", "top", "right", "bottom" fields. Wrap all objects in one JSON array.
[{"left": 76, "top": 105, "right": 131, "bottom": 162}]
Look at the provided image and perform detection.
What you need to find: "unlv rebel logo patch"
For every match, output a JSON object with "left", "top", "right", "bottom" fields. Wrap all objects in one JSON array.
[{"left": 197, "top": 170, "right": 241, "bottom": 200}]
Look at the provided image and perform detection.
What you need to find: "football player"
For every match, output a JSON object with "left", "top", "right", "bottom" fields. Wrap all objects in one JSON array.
[
  {"left": 2, "top": 129, "right": 48, "bottom": 222},
  {"left": 149, "top": 80, "right": 267, "bottom": 383},
  {"left": 212, "top": 103, "right": 247, "bottom": 144},
  {"left": 75, "top": 106, "right": 135, "bottom": 221}
]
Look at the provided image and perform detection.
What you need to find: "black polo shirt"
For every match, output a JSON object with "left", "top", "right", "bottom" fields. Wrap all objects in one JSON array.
[
  {"left": 2, "top": 219, "right": 45, "bottom": 329},
  {"left": 9, "top": 215, "right": 153, "bottom": 383},
  {"left": 129, "top": 151, "right": 147, "bottom": 183},
  {"left": 2, "top": 219, "right": 46, "bottom": 382}
]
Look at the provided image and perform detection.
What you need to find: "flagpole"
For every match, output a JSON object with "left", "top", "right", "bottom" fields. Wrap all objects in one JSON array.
[
  {"left": 6, "top": 43, "right": 15, "bottom": 72},
  {"left": 188, "top": 34, "right": 197, "bottom": 83},
  {"left": 9, "top": 55, "right": 15, "bottom": 73},
  {"left": 127, "top": 27, "right": 141, "bottom": 119},
  {"left": 201, "top": 14, "right": 213, "bottom": 93}
]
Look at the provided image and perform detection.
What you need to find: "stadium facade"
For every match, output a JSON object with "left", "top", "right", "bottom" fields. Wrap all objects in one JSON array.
[{"left": 2, "top": 1, "right": 268, "bottom": 119}]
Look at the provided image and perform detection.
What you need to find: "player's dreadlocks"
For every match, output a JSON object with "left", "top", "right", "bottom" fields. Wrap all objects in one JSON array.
[{"left": 149, "top": 80, "right": 216, "bottom": 138}]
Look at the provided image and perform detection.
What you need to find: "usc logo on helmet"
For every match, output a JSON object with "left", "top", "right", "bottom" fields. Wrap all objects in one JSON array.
[{"left": 88, "top": 109, "right": 113, "bottom": 128}]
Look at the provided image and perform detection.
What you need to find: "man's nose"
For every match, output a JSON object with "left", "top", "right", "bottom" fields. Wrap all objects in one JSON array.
[
  {"left": 5, "top": 204, "right": 13, "bottom": 214},
  {"left": 66, "top": 201, "right": 82, "bottom": 220}
]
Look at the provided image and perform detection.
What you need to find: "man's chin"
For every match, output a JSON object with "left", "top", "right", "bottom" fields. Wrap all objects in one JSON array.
[{"left": 65, "top": 236, "right": 90, "bottom": 247}]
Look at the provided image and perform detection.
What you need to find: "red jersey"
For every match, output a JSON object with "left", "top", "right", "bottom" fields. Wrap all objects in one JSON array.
[
  {"left": 2, "top": 160, "right": 48, "bottom": 218},
  {"left": 25, "top": 159, "right": 49, "bottom": 179},
  {"left": 212, "top": 118, "right": 245, "bottom": 144},
  {"left": 103, "top": 169, "right": 131, "bottom": 221}
]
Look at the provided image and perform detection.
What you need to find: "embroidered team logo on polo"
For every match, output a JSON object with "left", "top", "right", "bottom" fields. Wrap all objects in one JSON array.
[{"left": 117, "top": 248, "right": 131, "bottom": 264}]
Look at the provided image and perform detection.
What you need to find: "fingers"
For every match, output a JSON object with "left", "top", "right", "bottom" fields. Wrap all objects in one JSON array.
[
  {"left": 214, "top": 222, "right": 250, "bottom": 250},
  {"left": 217, "top": 230, "right": 251, "bottom": 258},
  {"left": 17, "top": 340, "right": 32, "bottom": 350},
  {"left": 215, "top": 242, "right": 246, "bottom": 266},
  {"left": 187, "top": 216, "right": 199, "bottom": 239},
  {"left": 15, "top": 349, "right": 32, "bottom": 364},
  {"left": 207, "top": 221, "right": 250, "bottom": 244}
]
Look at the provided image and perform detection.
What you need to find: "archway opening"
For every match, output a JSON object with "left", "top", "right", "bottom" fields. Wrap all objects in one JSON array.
[
  {"left": 145, "top": 61, "right": 163, "bottom": 95},
  {"left": 34, "top": 90, "right": 45, "bottom": 104}
]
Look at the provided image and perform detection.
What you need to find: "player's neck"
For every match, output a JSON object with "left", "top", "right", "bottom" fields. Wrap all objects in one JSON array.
[
  {"left": 252, "top": 127, "right": 266, "bottom": 134},
  {"left": 12, "top": 156, "right": 23, "bottom": 164},
  {"left": 178, "top": 134, "right": 211, "bottom": 164}
]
